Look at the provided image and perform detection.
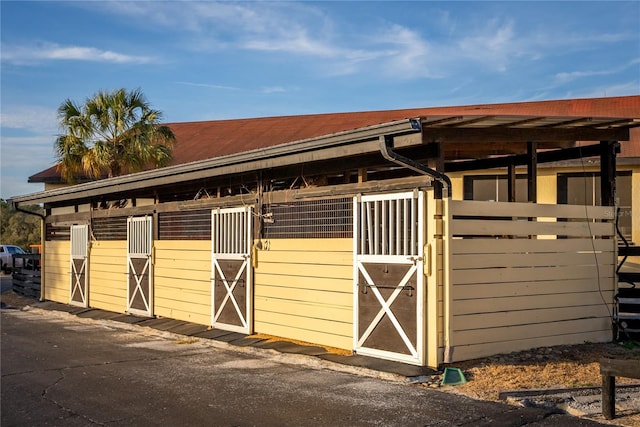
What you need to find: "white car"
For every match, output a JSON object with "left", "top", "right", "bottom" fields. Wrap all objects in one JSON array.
[{"left": 0, "top": 245, "right": 26, "bottom": 273}]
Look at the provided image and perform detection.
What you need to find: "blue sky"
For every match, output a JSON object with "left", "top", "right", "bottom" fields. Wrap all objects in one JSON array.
[{"left": 1, "top": 1, "right": 639, "bottom": 199}]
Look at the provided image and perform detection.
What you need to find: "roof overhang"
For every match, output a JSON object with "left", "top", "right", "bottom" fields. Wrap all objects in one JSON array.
[
  {"left": 11, "top": 114, "right": 638, "bottom": 207},
  {"left": 420, "top": 115, "right": 636, "bottom": 144},
  {"left": 11, "top": 118, "right": 421, "bottom": 206}
]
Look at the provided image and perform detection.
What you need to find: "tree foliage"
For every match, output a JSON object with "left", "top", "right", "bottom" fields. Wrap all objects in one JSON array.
[
  {"left": 55, "top": 88, "right": 176, "bottom": 182},
  {"left": 0, "top": 200, "right": 42, "bottom": 250}
]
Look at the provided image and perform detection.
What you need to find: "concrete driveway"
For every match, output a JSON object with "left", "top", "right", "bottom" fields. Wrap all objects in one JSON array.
[{"left": 1, "top": 279, "right": 606, "bottom": 426}]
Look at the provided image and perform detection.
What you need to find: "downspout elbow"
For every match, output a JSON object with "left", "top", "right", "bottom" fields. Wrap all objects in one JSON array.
[
  {"left": 11, "top": 201, "right": 46, "bottom": 302},
  {"left": 378, "top": 134, "right": 451, "bottom": 197},
  {"left": 12, "top": 201, "right": 45, "bottom": 220}
]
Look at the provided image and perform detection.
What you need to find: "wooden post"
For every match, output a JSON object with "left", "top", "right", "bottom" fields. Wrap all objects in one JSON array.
[
  {"left": 152, "top": 211, "right": 159, "bottom": 244},
  {"left": 602, "top": 372, "right": 616, "bottom": 420},
  {"left": 507, "top": 163, "right": 516, "bottom": 202},
  {"left": 527, "top": 141, "right": 537, "bottom": 203},
  {"left": 358, "top": 168, "right": 367, "bottom": 184},
  {"left": 600, "top": 358, "right": 640, "bottom": 420},
  {"left": 428, "top": 142, "right": 445, "bottom": 199},
  {"left": 256, "top": 174, "right": 264, "bottom": 240},
  {"left": 600, "top": 141, "right": 619, "bottom": 208}
]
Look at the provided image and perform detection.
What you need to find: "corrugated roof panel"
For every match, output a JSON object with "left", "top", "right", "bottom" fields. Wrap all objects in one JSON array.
[{"left": 28, "top": 95, "right": 640, "bottom": 183}]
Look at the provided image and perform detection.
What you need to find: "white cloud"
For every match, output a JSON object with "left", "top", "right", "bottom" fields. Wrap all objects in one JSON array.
[
  {"left": 1, "top": 136, "right": 56, "bottom": 161},
  {"left": 176, "top": 81, "right": 242, "bottom": 91},
  {"left": 261, "top": 86, "right": 287, "bottom": 94},
  {"left": 242, "top": 29, "right": 337, "bottom": 57},
  {"left": 0, "top": 106, "right": 59, "bottom": 198},
  {"left": 61, "top": 3, "right": 507, "bottom": 78},
  {"left": 371, "top": 24, "right": 436, "bottom": 79},
  {"left": 555, "top": 70, "right": 614, "bottom": 84},
  {"left": 0, "top": 106, "right": 58, "bottom": 134},
  {"left": 555, "top": 58, "right": 640, "bottom": 84},
  {"left": 84, "top": 2, "right": 353, "bottom": 58},
  {"left": 1, "top": 174, "right": 46, "bottom": 200},
  {"left": 455, "top": 19, "right": 519, "bottom": 72},
  {"left": 571, "top": 81, "right": 640, "bottom": 99},
  {"left": 175, "top": 81, "right": 294, "bottom": 95},
  {"left": 2, "top": 42, "right": 153, "bottom": 65},
  {"left": 69, "top": 1, "right": 639, "bottom": 83},
  {"left": 1, "top": 136, "right": 57, "bottom": 199}
]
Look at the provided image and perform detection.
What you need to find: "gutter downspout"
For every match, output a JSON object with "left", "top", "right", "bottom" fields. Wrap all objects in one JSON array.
[
  {"left": 378, "top": 127, "right": 454, "bottom": 365},
  {"left": 378, "top": 133, "right": 451, "bottom": 197},
  {"left": 12, "top": 202, "right": 46, "bottom": 302}
]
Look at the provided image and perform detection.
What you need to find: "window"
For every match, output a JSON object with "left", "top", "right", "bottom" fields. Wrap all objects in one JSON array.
[
  {"left": 557, "top": 172, "right": 632, "bottom": 242},
  {"left": 463, "top": 174, "right": 528, "bottom": 202}
]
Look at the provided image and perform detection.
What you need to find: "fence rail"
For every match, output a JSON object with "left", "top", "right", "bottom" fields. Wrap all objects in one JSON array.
[
  {"left": 11, "top": 254, "right": 41, "bottom": 298},
  {"left": 447, "top": 200, "right": 617, "bottom": 361}
]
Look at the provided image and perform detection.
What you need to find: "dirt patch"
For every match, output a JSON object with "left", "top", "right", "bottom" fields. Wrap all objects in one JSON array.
[
  {"left": 452, "top": 343, "right": 640, "bottom": 399},
  {"left": 429, "top": 342, "right": 640, "bottom": 426},
  {"left": 0, "top": 288, "right": 36, "bottom": 308},
  {"left": 249, "top": 333, "right": 353, "bottom": 356}
]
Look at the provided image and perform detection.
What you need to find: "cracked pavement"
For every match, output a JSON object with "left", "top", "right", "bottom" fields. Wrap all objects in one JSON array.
[{"left": 2, "top": 304, "right": 607, "bottom": 426}]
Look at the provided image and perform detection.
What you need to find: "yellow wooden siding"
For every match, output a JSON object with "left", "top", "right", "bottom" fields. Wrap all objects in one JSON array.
[
  {"left": 426, "top": 194, "right": 444, "bottom": 367},
  {"left": 88, "top": 240, "right": 127, "bottom": 313},
  {"left": 254, "top": 238, "right": 353, "bottom": 350},
  {"left": 537, "top": 171, "right": 557, "bottom": 205},
  {"left": 451, "top": 330, "right": 609, "bottom": 362},
  {"left": 447, "top": 200, "right": 616, "bottom": 362},
  {"left": 153, "top": 240, "right": 211, "bottom": 325},
  {"left": 633, "top": 169, "right": 640, "bottom": 244},
  {"left": 449, "top": 175, "right": 463, "bottom": 200},
  {"left": 44, "top": 241, "right": 70, "bottom": 303}
]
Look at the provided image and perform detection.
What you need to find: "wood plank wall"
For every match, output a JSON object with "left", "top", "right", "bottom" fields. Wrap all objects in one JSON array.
[
  {"left": 89, "top": 240, "right": 127, "bottom": 313},
  {"left": 448, "top": 200, "right": 616, "bottom": 362},
  {"left": 43, "top": 241, "right": 70, "bottom": 303},
  {"left": 154, "top": 240, "right": 211, "bottom": 325},
  {"left": 254, "top": 238, "right": 353, "bottom": 350}
]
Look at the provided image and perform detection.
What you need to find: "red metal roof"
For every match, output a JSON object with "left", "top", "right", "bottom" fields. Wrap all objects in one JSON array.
[{"left": 29, "top": 95, "right": 640, "bottom": 183}]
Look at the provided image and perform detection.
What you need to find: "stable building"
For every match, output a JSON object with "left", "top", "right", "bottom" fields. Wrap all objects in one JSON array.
[{"left": 12, "top": 96, "right": 640, "bottom": 367}]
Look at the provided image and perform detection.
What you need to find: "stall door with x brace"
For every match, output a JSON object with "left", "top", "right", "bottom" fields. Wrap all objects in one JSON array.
[
  {"left": 211, "top": 207, "right": 253, "bottom": 334},
  {"left": 70, "top": 224, "right": 89, "bottom": 307},
  {"left": 127, "top": 216, "right": 153, "bottom": 317},
  {"left": 354, "top": 191, "right": 426, "bottom": 365}
]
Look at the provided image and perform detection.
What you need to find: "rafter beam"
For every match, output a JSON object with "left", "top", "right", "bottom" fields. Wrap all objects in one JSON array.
[
  {"left": 423, "top": 127, "right": 629, "bottom": 144},
  {"left": 445, "top": 143, "right": 604, "bottom": 173}
]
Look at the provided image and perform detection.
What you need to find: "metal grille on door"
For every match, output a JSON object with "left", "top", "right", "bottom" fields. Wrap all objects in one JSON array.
[
  {"left": 211, "top": 207, "right": 253, "bottom": 334},
  {"left": 70, "top": 224, "right": 89, "bottom": 307},
  {"left": 354, "top": 191, "right": 425, "bottom": 365},
  {"left": 127, "top": 216, "right": 153, "bottom": 316}
]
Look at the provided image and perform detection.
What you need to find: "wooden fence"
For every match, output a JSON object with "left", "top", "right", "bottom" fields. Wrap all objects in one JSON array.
[
  {"left": 447, "top": 200, "right": 617, "bottom": 361},
  {"left": 11, "top": 254, "right": 41, "bottom": 298}
]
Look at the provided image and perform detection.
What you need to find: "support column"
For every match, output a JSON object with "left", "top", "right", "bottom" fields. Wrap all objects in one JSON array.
[
  {"left": 358, "top": 168, "right": 367, "bottom": 184},
  {"left": 527, "top": 141, "right": 537, "bottom": 203},
  {"left": 600, "top": 141, "right": 620, "bottom": 207},
  {"left": 427, "top": 142, "right": 445, "bottom": 199},
  {"left": 507, "top": 163, "right": 516, "bottom": 202}
]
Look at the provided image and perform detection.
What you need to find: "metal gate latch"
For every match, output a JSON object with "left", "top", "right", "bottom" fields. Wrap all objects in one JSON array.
[{"left": 407, "top": 256, "right": 423, "bottom": 265}]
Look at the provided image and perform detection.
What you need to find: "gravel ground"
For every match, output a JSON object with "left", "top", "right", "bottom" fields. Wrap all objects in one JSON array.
[{"left": 412, "top": 342, "right": 640, "bottom": 426}]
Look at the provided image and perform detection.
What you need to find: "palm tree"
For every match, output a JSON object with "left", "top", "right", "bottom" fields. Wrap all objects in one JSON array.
[{"left": 55, "top": 88, "right": 176, "bottom": 182}]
